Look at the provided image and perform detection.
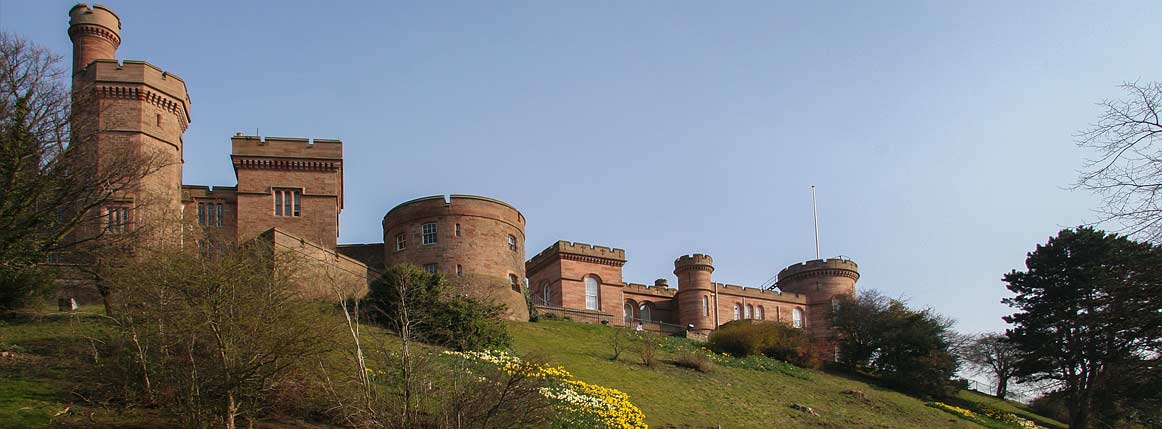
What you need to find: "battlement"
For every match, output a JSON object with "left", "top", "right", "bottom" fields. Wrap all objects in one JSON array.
[
  {"left": 230, "top": 134, "right": 343, "bottom": 160},
  {"left": 526, "top": 240, "right": 627, "bottom": 271},
  {"left": 623, "top": 282, "right": 678, "bottom": 297},
  {"left": 777, "top": 258, "right": 860, "bottom": 283},
  {"left": 674, "top": 253, "right": 714, "bottom": 271},
  {"left": 714, "top": 282, "right": 808, "bottom": 303},
  {"left": 69, "top": 4, "right": 120, "bottom": 38}
]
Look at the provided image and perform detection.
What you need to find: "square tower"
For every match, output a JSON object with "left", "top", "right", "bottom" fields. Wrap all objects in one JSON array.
[{"left": 231, "top": 135, "right": 344, "bottom": 249}]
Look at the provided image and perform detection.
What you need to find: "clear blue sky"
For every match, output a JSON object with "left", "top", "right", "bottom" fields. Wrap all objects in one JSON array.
[{"left": 4, "top": 1, "right": 1158, "bottom": 335}]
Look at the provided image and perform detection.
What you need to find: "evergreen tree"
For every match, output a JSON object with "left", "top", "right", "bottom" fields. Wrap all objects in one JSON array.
[{"left": 1002, "top": 227, "right": 1162, "bottom": 429}]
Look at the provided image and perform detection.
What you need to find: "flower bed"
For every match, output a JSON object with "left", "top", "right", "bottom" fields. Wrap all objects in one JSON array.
[
  {"left": 444, "top": 350, "right": 648, "bottom": 429},
  {"left": 928, "top": 401, "right": 1044, "bottom": 429}
]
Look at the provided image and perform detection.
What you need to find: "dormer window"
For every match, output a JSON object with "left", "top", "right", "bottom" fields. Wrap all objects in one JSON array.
[{"left": 273, "top": 188, "right": 301, "bottom": 217}]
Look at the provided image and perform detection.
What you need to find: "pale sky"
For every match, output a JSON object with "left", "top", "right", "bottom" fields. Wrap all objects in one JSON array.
[{"left": 4, "top": 1, "right": 1158, "bottom": 335}]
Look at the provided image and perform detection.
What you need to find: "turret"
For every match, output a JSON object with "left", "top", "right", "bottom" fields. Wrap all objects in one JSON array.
[
  {"left": 68, "top": 4, "right": 121, "bottom": 76},
  {"left": 776, "top": 258, "right": 859, "bottom": 358},
  {"left": 775, "top": 258, "right": 859, "bottom": 303},
  {"left": 674, "top": 254, "right": 715, "bottom": 331}
]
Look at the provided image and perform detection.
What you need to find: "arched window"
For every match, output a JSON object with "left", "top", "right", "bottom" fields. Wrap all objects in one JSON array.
[
  {"left": 792, "top": 307, "right": 804, "bottom": 328},
  {"left": 733, "top": 304, "right": 741, "bottom": 320},
  {"left": 639, "top": 304, "right": 651, "bottom": 322},
  {"left": 756, "top": 306, "right": 764, "bottom": 320},
  {"left": 542, "top": 282, "right": 551, "bottom": 306},
  {"left": 745, "top": 304, "right": 753, "bottom": 319},
  {"left": 584, "top": 276, "right": 599, "bottom": 310},
  {"left": 623, "top": 302, "right": 634, "bottom": 322},
  {"left": 702, "top": 295, "right": 710, "bottom": 317}
]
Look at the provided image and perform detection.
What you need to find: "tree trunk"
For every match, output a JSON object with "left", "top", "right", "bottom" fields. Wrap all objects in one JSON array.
[
  {"left": 995, "top": 376, "right": 1007, "bottom": 399},
  {"left": 225, "top": 392, "right": 237, "bottom": 429}
]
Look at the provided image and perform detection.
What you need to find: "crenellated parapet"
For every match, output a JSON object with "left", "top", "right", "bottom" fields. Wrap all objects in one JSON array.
[
  {"left": 231, "top": 135, "right": 343, "bottom": 160},
  {"left": 714, "top": 282, "right": 808, "bottom": 304},
  {"left": 526, "top": 240, "right": 626, "bottom": 273},
  {"left": 776, "top": 258, "right": 860, "bottom": 285},
  {"left": 673, "top": 253, "right": 714, "bottom": 274},
  {"left": 623, "top": 282, "right": 677, "bottom": 298}
]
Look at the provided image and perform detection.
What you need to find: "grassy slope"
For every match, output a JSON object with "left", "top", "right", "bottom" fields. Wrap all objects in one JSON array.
[
  {"left": 509, "top": 320, "right": 1038, "bottom": 429},
  {"left": 1, "top": 308, "right": 1060, "bottom": 429},
  {"left": 954, "top": 390, "right": 1067, "bottom": 429}
]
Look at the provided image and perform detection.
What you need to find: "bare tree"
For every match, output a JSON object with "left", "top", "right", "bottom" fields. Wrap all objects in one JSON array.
[
  {"left": 963, "top": 333, "right": 1020, "bottom": 398},
  {"left": 0, "top": 31, "right": 170, "bottom": 308},
  {"left": 1076, "top": 81, "right": 1162, "bottom": 243}
]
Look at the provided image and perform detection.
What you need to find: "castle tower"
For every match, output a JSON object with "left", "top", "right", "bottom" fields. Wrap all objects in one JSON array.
[
  {"left": 68, "top": 4, "right": 120, "bottom": 77},
  {"left": 775, "top": 258, "right": 859, "bottom": 356},
  {"left": 674, "top": 254, "right": 716, "bottom": 331},
  {"left": 68, "top": 4, "right": 191, "bottom": 243}
]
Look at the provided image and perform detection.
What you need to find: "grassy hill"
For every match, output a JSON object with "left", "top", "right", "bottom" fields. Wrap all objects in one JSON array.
[
  {"left": 1, "top": 308, "right": 1060, "bottom": 428},
  {"left": 507, "top": 319, "right": 1057, "bottom": 429}
]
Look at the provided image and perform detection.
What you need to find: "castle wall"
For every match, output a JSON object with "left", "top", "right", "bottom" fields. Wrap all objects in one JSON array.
[
  {"left": 181, "top": 185, "right": 238, "bottom": 247},
  {"left": 383, "top": 195, "right": 528, "bottom": 321},
  {"left": 526, "top": 241, "right": 627, "bottom": 325},
  {"left": 232, "top": 136, "right": 343, "bottom": 249}
]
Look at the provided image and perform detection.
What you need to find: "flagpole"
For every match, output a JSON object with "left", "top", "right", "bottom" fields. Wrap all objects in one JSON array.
[{"left": 812, "top": 185, "right": 820, "bottom": 260}]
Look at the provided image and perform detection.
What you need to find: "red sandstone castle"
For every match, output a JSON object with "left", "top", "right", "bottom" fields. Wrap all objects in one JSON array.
[{"left": 63, "top": 4, "right": 858, "bottom": 356}]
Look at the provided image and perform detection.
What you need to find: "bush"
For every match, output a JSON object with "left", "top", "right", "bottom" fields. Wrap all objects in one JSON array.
[
  {"left": 0, "top": 265, "right": 51, "bottom": 310},
  {"left": 635, "top": 332, "right": 660, "bottom": 368},
  {"left": 673, "top": 351, "right": 713, "bottom": 373},
  {"left": 707, "top": 320, "right": 822, "bottom": 368},
  {"left": 364, "top": 264, "right": 511, "bottom": 351}
]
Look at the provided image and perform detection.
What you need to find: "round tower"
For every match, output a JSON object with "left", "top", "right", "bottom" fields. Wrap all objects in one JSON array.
[
  {"left": 776, "top": 258, "right": 859, "bottom": 354},
  {"left": 68, "top": 4, "right": 121, "bottom": 76},
  {"left": 674, "top": 254, "right": 715, "bottom": 331}
]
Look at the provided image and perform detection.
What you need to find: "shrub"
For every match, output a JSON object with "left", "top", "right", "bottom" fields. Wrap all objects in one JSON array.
[
  {"left": 635, "top": 331, "right": 660, "bottom": 368},
  {"left": 673, "top": 351, "right": 713, "bottom": 373},
  {"left": 363, "top": 264, "right": 510, "bottom": 351},
  {"left": 608, "top": 327, "right": 630, "bottom": 361},
  {"left": 707, "top": 320, "right": 822, "bottom": 368}
]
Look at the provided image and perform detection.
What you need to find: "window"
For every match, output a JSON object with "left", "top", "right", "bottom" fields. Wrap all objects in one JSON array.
[
  {"left": 455, "top": 223, "right": 461, "bottom": 237},
  {"left": 422, "top": 223, "right": 437, "bottom": 244},
  {"left": 456, "top": 264, "right": 463, "bottom": 277},
  {"left": 423, "top": 263, "right": 437, "bottom": 274},
  {"left": 792, "top": 308, "right": 804, "bottom": 328},
  {"left": 273, "top": 188, "right": 301, "bottom": 217},
  {"left": 584, "top": 276, "right": 599, "bottom": 310},
  {"left": 745, "top": 304, "right": 753, "bottom": 319},
  {"left": 197, "top": 203, "right": 205, "bottom": 225},
  {"left": 733, "top": 304, "right": 741, "bottom": 321},
  {"left": 395, "top": 233, "right": 406, "bottom": 251},
  {"left": 217, "top": 204, "right": 223, "bottom": 226},
  {"left": 156, "top": 113, "right": 161, "bottom": 127},
  {"left": 702, "top": 296, "right": 710, "bottom": 317},
  {"left": 507, "top": 235, "right": 517, "bottom": 251},
  {"left": 639, "top": 304, "right": 651, "bottom": 322},
  {"left": 542, "top": 283, "right": 551, "bottom": 306},
  {"left": 509, "top": 274, "right": 520, "bottom": 292},
  {"left": 756, "top": 306, "right": 764, "bottom": 320},
  {"left": 197, "top": 202, "right": 222, "bottom": 227},
  {"left": 105, "top": 206, "right": 130, "bottom": 233},
  {"left": 623, "top": 302, "right": 634, "bottom": 322}
]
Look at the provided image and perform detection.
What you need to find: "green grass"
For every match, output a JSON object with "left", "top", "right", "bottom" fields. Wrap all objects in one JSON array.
[
  {"left": 954, "top": 389, "right": 1067, "bottom": 429},
  {"left": 1, "top": 308, "right": 1064, "bottom": 429},
  {"left": 507, "top": 320, "right": 1056, "bottom": 429}
]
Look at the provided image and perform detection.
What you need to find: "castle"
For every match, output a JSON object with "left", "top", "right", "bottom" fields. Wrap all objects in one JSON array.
[{"left": 61, "top": 4, "right": 858, "bottom": 358}]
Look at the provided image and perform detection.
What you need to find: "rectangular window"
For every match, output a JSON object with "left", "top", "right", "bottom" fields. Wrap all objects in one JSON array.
[
  {"left": 456, "top": 264, "right": 463, "bottom": 277},
  {"left": 455, "top": 223, "right": 461, "bottom": 237},
  {"left": 273, "top": 189, "right": 301, "bottom": 217},
  {"left": 197, "top": 203, "right": 206, "bottom": 225},
  {"left": 207, "top": 202, "right": 216, "bottom": 226},
  {"left": 105, "top": 206, "right": 130, "bottom": 234},
  {"left": 507, "top": 235, "right": 517, "bottom": 251},
  {"left": 216, "top": 203, "right": 223, "bottom": 227},
  {"left": 395, "top": 233, "right": 406, "bottom": 251},
  {"left": 423, "top": 263, "right": 438, "bottom": 274},
  {"left": 422, "top": 223, "right": 437, "bottom": 244},
  {"left": 584, "top": 277, "right": 599, "bottom": 310}
]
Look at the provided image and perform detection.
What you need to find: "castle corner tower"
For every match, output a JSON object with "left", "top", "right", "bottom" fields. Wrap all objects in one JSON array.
[
  {"left": 775, "top": 258, "right": 859, "bottom": 356},
  {"left": 68, "top": 4, "right": 191, "bottom": 243}
]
